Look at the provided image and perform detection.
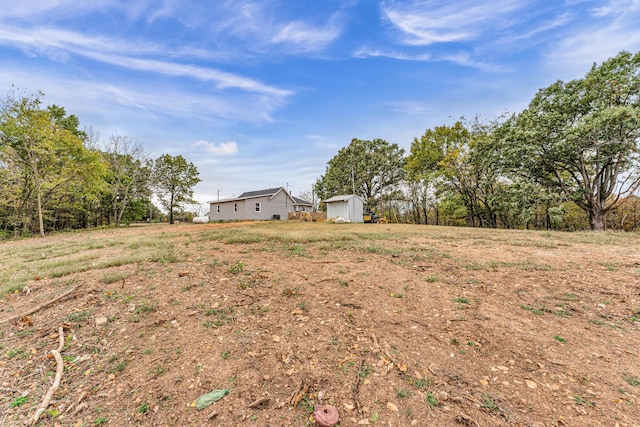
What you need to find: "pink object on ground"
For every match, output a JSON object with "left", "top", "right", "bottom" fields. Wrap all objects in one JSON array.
[{"left": 314, "top": 404, "right": 340, "bottom": 427}]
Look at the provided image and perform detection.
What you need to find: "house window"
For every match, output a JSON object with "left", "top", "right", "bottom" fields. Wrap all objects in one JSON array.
[
  {"left": 216, "top": 205, "right": 220, "bottom": 214},
  {"left": 234, "top": 203, "right": 237, "bottom": 212},
  {"left": 255, "top": 202, "right": 261, "bottom": 212},
  {"left": 301, "top": 207, "right": 306, "bottom": 212}
]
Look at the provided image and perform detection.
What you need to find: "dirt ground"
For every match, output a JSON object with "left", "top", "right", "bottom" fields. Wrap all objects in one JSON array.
[{"left": 1, "top": 222, "right": 639, "bottom": 427}]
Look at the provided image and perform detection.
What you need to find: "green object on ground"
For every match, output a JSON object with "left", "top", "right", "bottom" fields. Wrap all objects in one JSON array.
[{"left": 193, "top": 389, "right": 229, "bottom": 410}]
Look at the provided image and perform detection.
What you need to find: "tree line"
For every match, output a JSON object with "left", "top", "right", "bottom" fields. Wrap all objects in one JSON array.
[
  {"left": 315, "top": 51, "right": 640, "bottom": 231},
  {"left": 0, "top": 90, "right": 201, "bottom": 237}
]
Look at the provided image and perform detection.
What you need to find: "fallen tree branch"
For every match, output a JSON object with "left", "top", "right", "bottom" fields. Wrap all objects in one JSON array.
[
  {"left": 31, "top": 326, "right": 65, "bottom": 425},
  {"left": 0, "top": 286, "right": 94, "bottom": 325}
]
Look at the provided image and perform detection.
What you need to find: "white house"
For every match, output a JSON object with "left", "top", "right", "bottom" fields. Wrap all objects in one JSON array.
[{"left": 323, "top": 194, "right": 364, "bottom": 223}]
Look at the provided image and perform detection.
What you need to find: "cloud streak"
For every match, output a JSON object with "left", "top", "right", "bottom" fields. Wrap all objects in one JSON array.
[
  {"left": 0, "top": 26, "right": 291, "bottom": 97},
  {"left": 381, "top": 0, "right": 526, "bottom": 46},
  {"left": 192, "top": 140, "right": 239, "bottom": 155}
]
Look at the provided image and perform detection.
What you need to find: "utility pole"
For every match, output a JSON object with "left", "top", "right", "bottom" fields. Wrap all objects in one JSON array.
[
  {"left": 351, "top": 168, "right": 355, "bottom": 221},
  {"left": 217, "top": 189, "right": 220, "bottom": 201},
  {"left": 379, "top": 173, "right": 383, "bottom": 219}
]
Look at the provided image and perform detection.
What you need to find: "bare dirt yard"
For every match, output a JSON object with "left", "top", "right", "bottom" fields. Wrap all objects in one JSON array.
[{"left": 1, "top": 222, "right": 639, "bottom": 427}]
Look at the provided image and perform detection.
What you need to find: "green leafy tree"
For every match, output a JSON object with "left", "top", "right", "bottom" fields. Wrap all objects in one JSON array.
[
  {"left": 152, "top": 154, "right": 201, "bottom": 224},
  {"left": 315, "top": 138, "right": 405, "bottom": 212},
  {"left": 102, "top": 135, "right": 152, "bottom": 226},
  {"left": 0, "top": 91, "right": 103, "bottom": 236},
  {"left": 406, "top": 122, "right": 468, "bottom": 224},
  {"left": 501, "top": 51, "right": 640, "bottom": 230}
]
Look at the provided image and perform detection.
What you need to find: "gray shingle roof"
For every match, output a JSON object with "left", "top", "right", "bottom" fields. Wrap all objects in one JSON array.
[
  {"left": 238, "top": 187, "right": 284, "bottom": 198},
  {"left": 292, "top": 196, "right": 312, "bottom": 205}
]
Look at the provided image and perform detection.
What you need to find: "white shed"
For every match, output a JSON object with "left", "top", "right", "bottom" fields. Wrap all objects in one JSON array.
[{"left": 323, "top": 194, "right": 365, "bottom": 223}]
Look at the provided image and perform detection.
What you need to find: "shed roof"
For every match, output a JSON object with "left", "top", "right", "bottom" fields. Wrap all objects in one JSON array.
[{"left": 323, "top": 194, "right": 364, "bottom": 203}]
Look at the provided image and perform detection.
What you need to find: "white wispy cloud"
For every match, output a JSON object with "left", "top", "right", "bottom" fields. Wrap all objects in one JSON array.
[
  {"left": 590, "top": 0, "right": 640, "bottom": 17},
  {"left": 437, "top": 52, "right": 505, "bottom": 72},
  {"left": 387, "top": 101, "right": 432, "bottom": 114},
  {"left": 545, "top": 0, "right": 640, "bottom": 78},
  {"left": 381, "top": 0, "right": 527, "bottom": 46},
  {"left": 192, "top": 140, "right": 239, "bottom": 155},
  {"left": 0, "top": 26, "right": 291, "bottom": 97},
  {"left": 353, "top": 47, "right": 431, "bottom": 61},
  {"left": 0, "top": 65, "right": 286, "bottom": 130},
  {"left": 270, "top": 16, "right": 343, "bottom": 53}
]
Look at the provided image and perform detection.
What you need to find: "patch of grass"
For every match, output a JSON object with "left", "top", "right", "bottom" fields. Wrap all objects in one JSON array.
[
  {"left": 463, "top": 262, "right": 487, "bottom": 271},
  {"left": 573, "top": 395, "right": 594, "bottom": 406},
  {"left": 553, "top": 335, "right": 567, "bottom": 343},
  {"left": 135, "top": 300, "right": 156, "bottom": 314},
  {"left": 397, "top": 388, "right": 410, "bottom": 398},
  {"left": 221, "top": 351, "right": 230, "bottom": 359},
  {"left": 10, "top": 396, "right": 29, "bottom": 407},
  {"left": 287, "top": 244, "right": 307, "bottom": 257},
  {"left": 7, "top": 347, "right": 28, "bottom": 359},
  {"left": 624, "top": 375, "right": 640, "bottom": 387},
  {"left": 454, "top": 297, "right": 470, "bottom": 304},
  {"left": 109, "top": 360, "right": 127, "bottom": 373},
  {"left": 480, "top": 394, "right": 498, "bottom": 411},
  {"left": 520, "top": 304, "right": 545, "bottom": 315},
  {"left": 281, "top": 287, "right": 303, "bottom": 297},
  {"left": 426, "top": 392, "right": 439, "bottom": 410},
  {"left": 425, "top": 275, "right": 438, "bottom": 283},
  {"left": 203, "top": 306, "right": 235, "bottom": 328},
  {"left": 406, "top": 375, "right": 429, "bottom": 389},
  {"left": 359, "top": 365, "right": 371, "bottom": 378},
  {"left": 68, "top": 309, "right": 92, "bottom": 323},
  {"left": 137, "top": 402, "right": 149, "bottom": 414},
  {"left": 250, "top": 304, "right": 270, "bottom": 315},
  {"left": 94, "top": 417, "right": 108, "bottom": 425},
  {"left": 553, "top": 309, "right": 573, "bottom": 317},
  {"left": 100, "top": 272, "right": 130, "bottom": 284},
  {"left": 228, "top": 261, "right": 244, "bottom": 274},
  {"left": 14, "top": 328, "right": 35, "bottom": 337}
]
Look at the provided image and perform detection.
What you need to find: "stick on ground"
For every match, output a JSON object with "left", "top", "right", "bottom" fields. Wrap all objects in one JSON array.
[
  {"left": 0, "top": 286, "right": 90, "bottom": 325},
  {"left": 31, "top": 326, "right": 65, "bottom": 425}
]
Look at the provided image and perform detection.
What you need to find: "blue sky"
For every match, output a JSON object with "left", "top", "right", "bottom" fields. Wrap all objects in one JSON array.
[{"left": 2, "top": 0, "right": 640, "bottom": 206}]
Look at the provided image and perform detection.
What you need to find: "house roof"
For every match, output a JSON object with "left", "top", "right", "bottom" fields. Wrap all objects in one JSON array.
[
  {"left": 238, "top": 187, "right": 283, "bottom": 198},
  {"left": 292, "top": 196, "right": 312, "bottom": 206},
  {"left": 210, "top": 187, "right": 310, "bottom": 205}
]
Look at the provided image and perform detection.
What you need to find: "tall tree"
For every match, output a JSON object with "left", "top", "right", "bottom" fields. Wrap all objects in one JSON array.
[
  {"left": 1, "top": 92, "right": 102, "bottom": 236},
  {"left": 315, "top": 138, "right": 405, "bottom": 211},
  {"left": 406, "top": 122, "right": 467, "bottom": 224},
  {"left": 152, "top": 154, "right": 201, "bottom": 224},
  {"left": 102, "top": 135, "right": 152, "bottom": 226},
  {"left": 501, "top": 51, "right": 640, "bottom": 230}
]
